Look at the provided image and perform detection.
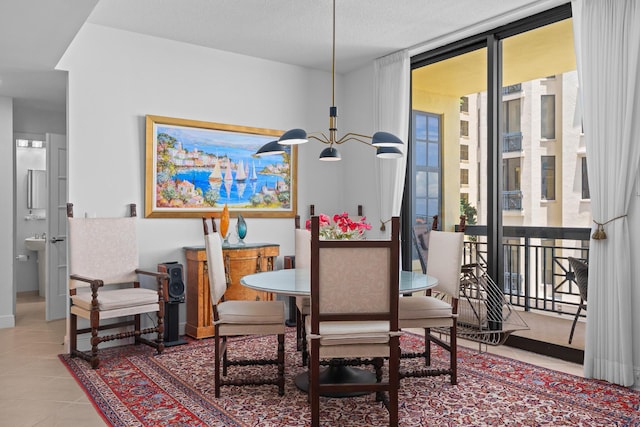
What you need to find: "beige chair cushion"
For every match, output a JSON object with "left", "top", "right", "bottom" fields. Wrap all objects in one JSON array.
[
  {"left": 305, "top": 317, "right": 391, "bottom": 345},
  {"left": 71, "top": 287, "right": 159, "bottom": 311},
  {"left": 217, "top": 300, "right": 284, "bottom": 324},
  {"left": 398, "top": 295, "right": 452, "bottom": 319}
]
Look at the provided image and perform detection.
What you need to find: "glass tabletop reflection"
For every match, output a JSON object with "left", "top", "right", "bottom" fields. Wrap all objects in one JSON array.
[{"left": 240, "top": 268, "right": 438, "bottom": 296}]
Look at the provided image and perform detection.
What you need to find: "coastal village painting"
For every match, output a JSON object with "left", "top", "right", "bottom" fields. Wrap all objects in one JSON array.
[{"left": 145, "top": 116, "right": 296, "bottom": 218}]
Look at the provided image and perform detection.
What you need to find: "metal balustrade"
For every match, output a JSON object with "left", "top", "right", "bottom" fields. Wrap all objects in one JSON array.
[
  {"left": 502, "top": 190, "right": 523, "bottom": 210},
  {"left": 503, "top": 132, "right": 523, "bottom": 152},
  {"left": 458, "top": 225, "right": 590, "bottom": 319}
]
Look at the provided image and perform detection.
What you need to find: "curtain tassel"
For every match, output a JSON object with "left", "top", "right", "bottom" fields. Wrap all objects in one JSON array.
[
  {"left": 592, "top": 214, "right": 627, "bottom": 240},
  {"left": 592, "top": 222, "right": 606, "bottom": 240}
]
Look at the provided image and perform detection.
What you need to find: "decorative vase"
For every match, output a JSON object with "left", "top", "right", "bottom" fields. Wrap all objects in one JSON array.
[
  {"left": 236, "top": 214, "right": 247, "bottom": 245},
  {"left": 220, "top": 204, "right": 230, "bottom": 244}
]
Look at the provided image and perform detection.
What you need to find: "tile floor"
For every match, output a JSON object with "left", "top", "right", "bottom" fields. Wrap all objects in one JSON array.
[{"left": 0, "top": 293, "right": 584, "bottom": 426}]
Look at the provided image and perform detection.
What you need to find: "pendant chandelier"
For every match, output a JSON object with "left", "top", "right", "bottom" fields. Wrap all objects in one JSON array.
[{"left": 255, "top": 0, "right": 404, "bottom": 162}]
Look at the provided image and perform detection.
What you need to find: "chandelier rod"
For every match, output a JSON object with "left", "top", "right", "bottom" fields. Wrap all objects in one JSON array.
[{"left": 331, "top": 0, "right": 336, "bottom": 108}]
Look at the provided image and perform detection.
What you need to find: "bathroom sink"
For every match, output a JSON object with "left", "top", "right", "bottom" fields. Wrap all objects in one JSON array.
[{"left": 25, "top": 237, "right": 46, "bottom": 252}]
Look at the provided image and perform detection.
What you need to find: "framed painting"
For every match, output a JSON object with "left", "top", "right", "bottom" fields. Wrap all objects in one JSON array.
[{"left": 145, "top": 115, "right": 297, "bottom": 218}]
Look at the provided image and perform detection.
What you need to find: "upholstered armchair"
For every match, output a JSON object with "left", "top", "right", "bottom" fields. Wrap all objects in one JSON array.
[{"left": 67, "top": 203, "right": 165, "bottom": 369}]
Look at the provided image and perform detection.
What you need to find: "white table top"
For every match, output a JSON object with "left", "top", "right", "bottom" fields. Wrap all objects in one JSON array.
[{"left": 240, "top": 268, "right": 438, "bottom": 297}]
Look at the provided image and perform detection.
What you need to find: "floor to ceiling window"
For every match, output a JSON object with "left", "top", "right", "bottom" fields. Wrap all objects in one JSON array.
[
  {"left": 407, "top": 46, "right": 487, "bottom": 270},
  {"left": 404, "top": 3, "right": 588, "bottom": 307}
]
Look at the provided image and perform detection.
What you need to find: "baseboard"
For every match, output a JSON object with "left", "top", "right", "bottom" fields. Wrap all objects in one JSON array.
[
  {"left": 0, "top": 314, "right": 16, "bottom": 329},
  {"left": 505, "top": 335, "right": 584, "bottom": 364}
]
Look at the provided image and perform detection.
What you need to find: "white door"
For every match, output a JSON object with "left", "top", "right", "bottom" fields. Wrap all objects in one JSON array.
[{"left": 46, "top": 133, "right": 67, "bottom": 321}]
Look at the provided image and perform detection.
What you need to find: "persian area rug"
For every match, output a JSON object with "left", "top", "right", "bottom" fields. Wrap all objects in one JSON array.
[{"left": 59, "top": 329, "right": 640, "bottom": 427}]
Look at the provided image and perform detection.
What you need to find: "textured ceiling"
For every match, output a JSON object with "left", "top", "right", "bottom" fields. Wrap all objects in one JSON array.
[{"left": 0, "top": 0, "right": 566, "bottom": 112}]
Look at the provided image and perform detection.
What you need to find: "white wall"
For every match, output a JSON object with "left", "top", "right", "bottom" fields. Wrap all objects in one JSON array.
[
  {"left": 0, "top": 97, "right": 15, "bottom": 328},
  {"left": 57, "top": 24, "right": 353, "bottom": 329},
  {"left": 13, "top": 104, "right": 66, "bottom": 135}
]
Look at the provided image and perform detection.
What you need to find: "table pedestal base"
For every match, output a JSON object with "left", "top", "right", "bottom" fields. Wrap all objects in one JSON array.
[{"left": 294, "top": 366, "right": 376, "bottom": 397}]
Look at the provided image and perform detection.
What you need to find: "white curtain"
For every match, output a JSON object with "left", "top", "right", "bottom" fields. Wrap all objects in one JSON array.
[
  {"left": 374, "top": 50, "right": 410, "bottom": 236},
  {"left": 572, "top": 0, "right": 640, "bottom": 386}
]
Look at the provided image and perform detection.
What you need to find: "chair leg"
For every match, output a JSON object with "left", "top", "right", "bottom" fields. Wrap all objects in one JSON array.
[
  {"left": 424, "top": 327, "right": 432, "bottom": 366},
  {"left": 70, "top": 313, "right": 78, "bottom": 357},
  {"left": 134, "top": 313, "right": 141, "bottom": 345},
  {"left": 156, "top": 310, "right": 164, "bottom": 355},
  {"left": 90, "top": 310, "right": 100, "bottom": 369},
  {"left": 222, "top": 336, "right": 228, "bottom": 376},
  {"left": 301, "top": 327, "right": 308, "bottom": 367},
  {"left": 568, "top": 303, "right": 583, "bottom": 344},
  {"left": 214, "top": 332, "right": 221, "bottom": 398},
  {"left": 277, "top": 333, "right": 285, "bottom": 396},
  {"left": 296, "top": 307, "right": 302, "bottom": 351},
  {"left": 450, "top": 322, "right": 458, "bottom": 385},
  {"left": 388, "top": 337, "right": 400, "bottom": 427},
  {"left": 309, "top": 343, "right": 320, "bottom": 427}
]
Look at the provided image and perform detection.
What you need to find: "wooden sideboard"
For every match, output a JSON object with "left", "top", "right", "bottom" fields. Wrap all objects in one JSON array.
[{"left": 183, "top": 243, "right": 279, "bottom": 339}]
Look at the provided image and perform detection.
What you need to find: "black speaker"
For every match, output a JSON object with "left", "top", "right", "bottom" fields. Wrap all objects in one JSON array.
[
  {"left": 160, "top": 262, "right": 185, "bottom": 303},
  {"left": 158, "top": 262, "right": 187, "bottom": 347}
]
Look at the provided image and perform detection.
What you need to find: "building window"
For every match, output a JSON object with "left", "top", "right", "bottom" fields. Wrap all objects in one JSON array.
[
  {"left": 541, "top": 155, "right": 556, "bottom": 200},
  {"left": 460, "top": 120, "right": 469, "bottom": 137},
  {"left": 503, "top": 158, "right": 521, "bottom": 192},
  {"left": 460, "top": 144, "right": 469, "bottom": 161},
  {"left": 461, "top": 168, "right": 469, "bottom": 186},
  {"left": 581, "top": 157, "right": 590, "bottom": 199},
  {"left": 503, "top": 99, "right": 521, "bottom": 133},
  {"left": 541, "top": 94, "right": 556, "bottom": 139},
  {"left": 460, "top": 96, "right": 469, "bottom": 113},
  {"left": 412, "top": 110, "right": 441, "bottom": 226}
]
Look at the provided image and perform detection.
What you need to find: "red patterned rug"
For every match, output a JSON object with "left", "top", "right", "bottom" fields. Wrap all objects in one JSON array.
[{"left": 60, "top": 329, "right": 640, "bottom": 426}]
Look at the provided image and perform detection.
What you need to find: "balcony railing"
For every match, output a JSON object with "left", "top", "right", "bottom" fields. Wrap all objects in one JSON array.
[
  {"left": 502, "top": 190, "right": 523, "bottom": 210},
  {"left": 503, "top": 132, "right": 523, "bottom": 152},
  {"left": 459, "top": 225, "right": 590, "bottom": 318}
]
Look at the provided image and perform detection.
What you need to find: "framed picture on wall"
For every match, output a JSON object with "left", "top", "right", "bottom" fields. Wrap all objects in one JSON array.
[{"left": 145, "top": 115, "right": 297, "bottom": 218}]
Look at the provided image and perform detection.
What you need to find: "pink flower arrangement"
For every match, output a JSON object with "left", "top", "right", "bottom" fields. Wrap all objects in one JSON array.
[{"left": 305, "top": 212, "right": 372, "bottom": 240}]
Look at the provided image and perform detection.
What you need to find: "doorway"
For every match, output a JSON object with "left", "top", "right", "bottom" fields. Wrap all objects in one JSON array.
[{"left": 14, "top": 133, "right": 67, "bottom": 322}]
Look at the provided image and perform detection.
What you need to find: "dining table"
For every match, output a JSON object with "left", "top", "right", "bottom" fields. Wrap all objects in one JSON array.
[{"left": 240, "top": 268, "right": 438, "bottom": 397}]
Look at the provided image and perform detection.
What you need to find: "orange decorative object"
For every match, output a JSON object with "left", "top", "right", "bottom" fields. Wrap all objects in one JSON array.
[{"left": 220, "top": 204, "right": 230, "bottom": 239}]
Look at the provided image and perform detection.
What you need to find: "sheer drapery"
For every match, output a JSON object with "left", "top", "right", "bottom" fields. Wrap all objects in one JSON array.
[
  {"left": 374, "top": 50, "right": 410, "bottom": 236},
  {"left": 572, "top": 0, "right": 640, "bottom": 386}
]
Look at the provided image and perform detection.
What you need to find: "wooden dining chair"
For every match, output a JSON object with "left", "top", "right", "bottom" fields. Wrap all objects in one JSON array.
[
  {"left": 294, "top": 215, "right": 312, "bottom": 365},
  {"left": 67, "top": 203, "right": 165, "bottom": 369},
  {"left": 307, "top": 216, "right": 401, "bottom": 427},
  {"left": 203, "top": 217, "right": 286, "bottom": 397},
  {"left": 399, "top": 230, "right": 464, "bottom": 385}
]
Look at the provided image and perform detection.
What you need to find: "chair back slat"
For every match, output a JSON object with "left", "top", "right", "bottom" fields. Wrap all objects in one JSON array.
[
  {"left": 203, "top": 218, "right": 227, "bottom": 305},
  {"left": 427, "top": 230, "right": 464, "bottom": 298},
  {"left": 68, "top": 217, "right": 139, "bottom": 288}
]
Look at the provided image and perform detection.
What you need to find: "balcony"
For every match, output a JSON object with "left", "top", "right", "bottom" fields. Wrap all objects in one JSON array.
[
  {"left": 458, "top": 224, "right": 590, "bottom": 362},
  {"left": 503, "top": 132, "right": 523, "bottom": 152},
  {"left": 502, "top": 83, "right": 522, "bottom": 95},
  {"left": 502, "top": 190, "right": 523, "bottom": 210}
]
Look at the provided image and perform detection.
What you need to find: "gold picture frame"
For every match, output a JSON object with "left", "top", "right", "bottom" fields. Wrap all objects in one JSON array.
[{"left": 145, "top": 115, "right": 297, "bottom": 218}]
